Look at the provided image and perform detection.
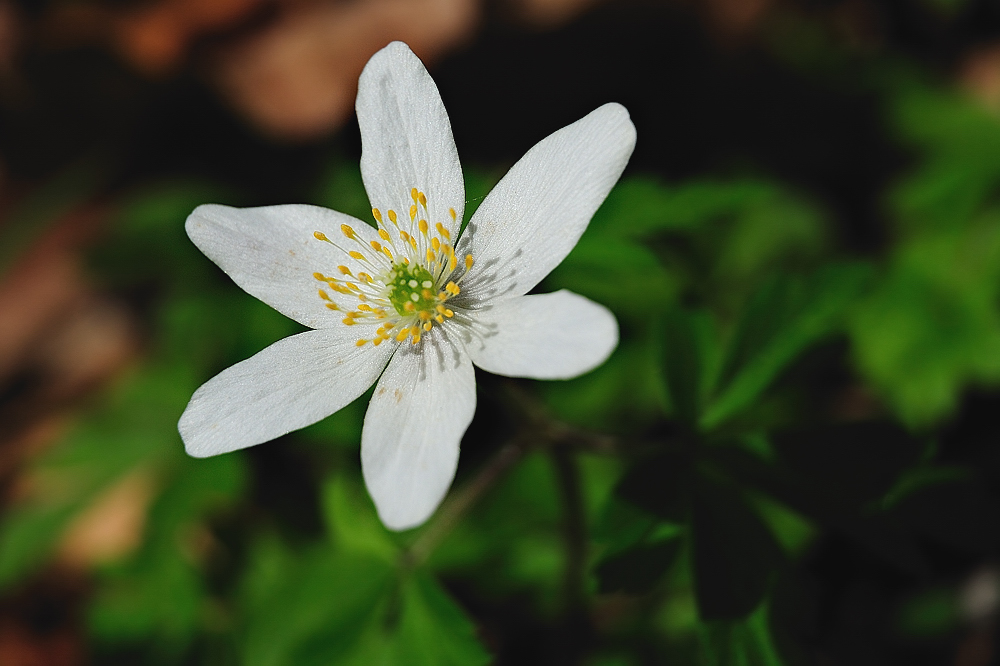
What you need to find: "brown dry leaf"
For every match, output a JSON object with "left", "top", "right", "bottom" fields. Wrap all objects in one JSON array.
[
  {"left": 30, "top": 298, "right": 139, "bottom": 403},
  {"left": 57, "top": 466, "right": 157, "bottom": 568},
  {"left": 702, "top": 0, "right": 772, "bottom": 38},
  {"left": 502, "top": 0, "right": 601, "bottom": 28},
  {"left": 961, "top": 43, "right": 1000, "bottom": 115},
  {"left": 0, "top": 619, "right": 81, "bottom": 666},
  {"left": 211, "top": 0, "right": 479, "bottom": 140},
  {"left": 114, "top": 0, "right": 269, "bottom": 75},
  {"left": 0, "top": 207, "right": 103, "bottom": 384}
]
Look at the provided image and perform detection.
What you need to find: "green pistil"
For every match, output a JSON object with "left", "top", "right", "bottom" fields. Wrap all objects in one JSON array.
[{"left": 388, "top": 264, "right": 437, "bottom": 316}]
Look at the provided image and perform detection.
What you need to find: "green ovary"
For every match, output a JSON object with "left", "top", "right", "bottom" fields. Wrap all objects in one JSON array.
[{"left": 388, "top": 264, "right": 438, "bottom": 316}]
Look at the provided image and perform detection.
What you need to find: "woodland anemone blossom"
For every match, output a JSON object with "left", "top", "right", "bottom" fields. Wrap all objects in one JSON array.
[{"left": 178, "top": 41, "right": 636, "bottom": 530}]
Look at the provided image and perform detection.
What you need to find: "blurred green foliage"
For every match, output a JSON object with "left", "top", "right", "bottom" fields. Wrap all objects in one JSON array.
[{"left": 4, "top": 45, "right": 1000, "bottom": 665}]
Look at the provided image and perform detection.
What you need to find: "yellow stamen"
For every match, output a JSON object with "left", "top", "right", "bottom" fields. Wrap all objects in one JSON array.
[
  {"left": 372, "top": 208, "right": 382, "bottom": 222},
  {"left": 338, "top": 265, "right": 352, "bottom": 275},
  {"left": 343, "top": 318, "right": 356, "bottom": 326},
  {"left": 318, "top": 290, "right": 331, "bottom": 301},
  {"left": 418, "top": 192, "right": 427, "bottom": 207},
  {"left": 435, "top": 314, "right": 444, "bottom": 323},
  {"left": 326, "top": 303, "right": 340, "bottom": 311},
  {"left": 418, "top": 219, "right": 428, "bottom": 234},
  {"left": 410, "top": 205, "right": 417, "bottom": 221},
  {"left": 423, "top": 322, "right": 432, "bottom": 332},
  {"left": 356, "top": 339, "right": 367, "bottom": 347},
  {"left": 411, "top": 187, "right": 419, "bottom": 202},
  {"left": 449, "top": 207, "right": 456, "bottom": 221},
  {"left": 341, "top": 224, "right": 355, "bottom": 239},
  {"left": 379, "top": 229, "right": 391, "bottom": 241},
  {"left": 431, "top": 237, "right": 441, "bottom": 251},
  {"left": 314, "top": 231, "right": 329, "bottom": 242},
  {"left": 465, "top": 254, "right": 474, "bottom": 270},
  {"left": 349, "top": 251, "right": 366, "bottom": 261},
  {"left": 370, "top": 240, "right": 382, "bottom": 252},
  {"left": 388, "top": 210, "right": 397, "bottom": 224}
]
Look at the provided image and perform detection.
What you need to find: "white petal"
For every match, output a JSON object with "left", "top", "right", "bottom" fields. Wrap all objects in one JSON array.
[
  {"left": 356, "top": 41, "right": 464, "bottom": 239},
  {"left": 186, "top": 204, "right": 386, "bottom": 329},
  {"left": 458, "top": 103, "right": 636, "bottom": 303},
  {"left": 466, "top": 290, "right": 618, "bottom": 379},
  {"left": 361, "top": 329, "right": 476, "bottom": 530},
  {"left": 180, "top": 328, "right": 395, "bottom": 458}
]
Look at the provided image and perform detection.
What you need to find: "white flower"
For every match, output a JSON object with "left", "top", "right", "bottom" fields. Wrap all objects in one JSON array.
[{"left": 179, "top": 41, "right": 636, "bottom": 530}]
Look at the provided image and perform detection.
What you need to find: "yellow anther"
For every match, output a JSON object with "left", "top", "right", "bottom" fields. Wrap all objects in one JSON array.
[
  {"left": 347, "top": 283, "right": 361, "bottom": 292},
  {"left": 449, "top": 255, "right": 458, "bottom": 271},
  {"left": 411, "top": 187, "right": 419, "bottom": 202},
  {"left": 396, "top": 328, "right": 409, "bottom": 341},
  {"left": 326, "top": 303, "right": 340, "bottom": 310},
  {"left": 318, "top": 290, "right": 331, "bottom": 301},
  {"left": 436, "top": 304, "right": 447, "bottom": 313},
  {"left": 379, "top": 229, "right": 391, "bottom": 241},
  {"left": 338, "top": 265, "right": 352, "bottom": 275},
  {"left": 431, "top": 238, "right": 441, "bottom": 252},
  {"left": 418, "top": 192, "right": 427, "bottom": 207},
  {"left": 412, "top": 334, "right": 421, "bottom": 345},
  {"left": 358, "top": 304, "right": 373, "bottom": 312},
  {"left": 372, "top": 208, "right": 382, "bottom": 222},
  {"left": 435, "top": 314, "right": 444, "bottom": 323},
  {"left": 446, "top": 281, "right": 459, "bottom": 295},
  {"left": 444, "top": 308, "right": 454, "bottom": 317},
  {"left": 465, "top": 254, "right": 474, "bottom": 270},
  {"left": 384, "top": 322, "right": 395, "bottom": 329},
  {"left": 313, "top": 272, "right": 325, "bottom": 280},
  {"left": 400, "top": 231, "right": 411, "bottom": 242},
  {"left": 423, "top": 321, "right": 432, "bottom": 332},
  {"left": 373, "top": 337, "right": 384, "bottom": 346},
  {"left": 382, "top": 247, "right": 393, "bottom": 259},
  {"left": 349, "top": 251, "right": 366, "bottom": 261},
  {"left": 408, "top": 236, "right": 418, "bottom": 250},
  {"left": 356, "top": 339, "right": 367, "bottom": 347},
  {"left": 402, "top": 257, "right": 410, "bottom": 265},
  {"left": 404, "top": 301, "right": 416, "bottom": 312},
  {"left": 449, "top": 207, "right": 456, "bottom": 221},
  {"left": 341, "top": 224, "right": 355, "bottom": 239},
  {"left": 418, "top": 219, "right": 428, "bottom": 234},
  {"left": 332, "top": 284, "right": 352, "bottom": 294},
  {"left": 343, "top": 318, "right": 356, "bottom": 326},
  {"left": 357, "top": 272, "right": 372, "bottom": 283},
  {"left": 370, "top": 240, "right": 382, "bottom": 252},
  {"left": 426, "top": 249, "right": 435, "bottom": 264},
  {"left": 388, "top": 210, "right": 397, "bottom": 223},
  {"left": 314, "top": 231, "right": 329, "bottom": 242},
  {"left": 410, "top": 205, "right": 417, "bottom": 221}
]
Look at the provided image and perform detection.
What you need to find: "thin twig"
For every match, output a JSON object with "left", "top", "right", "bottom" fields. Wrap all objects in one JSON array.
[{"left": 405, "top": 435, "right": 532, "bottom": 568}]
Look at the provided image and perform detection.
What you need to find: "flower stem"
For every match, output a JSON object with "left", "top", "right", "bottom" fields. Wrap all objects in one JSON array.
[{"left": 405, "top": 435, "right": 531, "bottom": 568}]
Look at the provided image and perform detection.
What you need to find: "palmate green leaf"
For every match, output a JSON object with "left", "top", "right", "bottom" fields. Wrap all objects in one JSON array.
[
  {"left": 850, "top": 211, "right": 1000, "bottom": 424},
  {"left": 241, "top": 542, "right": 394, "bottom": 666},
  {"left": 698, "top": 601, "right": 786, "bottom": 666},
  {"left": 88, "top": 449, "right": 248, "bottom": 649},
  {"left": 890, "top": 87, "right": 1000, "bottom": 230},
  {"left": 701, "top": 263, "right": 870, "bottom": 429},
  {"left": 662, "top": 309, "right": 715, "bottom": 425},
  {"left": 690, "top": 475, "right": 782, "bottom": 622},
  {"left": 546, "top": 235, "right": 676, "bottom": 322}
]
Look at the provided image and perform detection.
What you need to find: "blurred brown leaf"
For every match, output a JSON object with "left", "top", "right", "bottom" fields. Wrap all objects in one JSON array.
[
  {"left": 57, "top": 466, "right": 156, "bottom": 568},
  {"left": 211, "top": 0, "right": 478, "bottom": 140},
  {"left": 962, "top": 43, "right": 1000, "bottom": 115}
]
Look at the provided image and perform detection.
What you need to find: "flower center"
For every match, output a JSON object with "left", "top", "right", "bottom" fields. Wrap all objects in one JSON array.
[{"left": 310, "top": 187, "right": 472, "bottom": 348}]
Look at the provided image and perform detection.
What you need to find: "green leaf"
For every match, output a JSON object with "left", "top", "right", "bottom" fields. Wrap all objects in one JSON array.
[
  {"left": 702, "top": 263, "right": 870, "bottom": 429},
  {"left": 690, "top": 474, "right": 782, "bottom": 621},
  {"left": 662, "top": 309, "right": 713, "bottom": 424},
  {"left": 390, "top": 573, "right": 491, "bottom": 666},
  {"left": 698, "top": 601, "right": 786, "bottom": 666}
]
